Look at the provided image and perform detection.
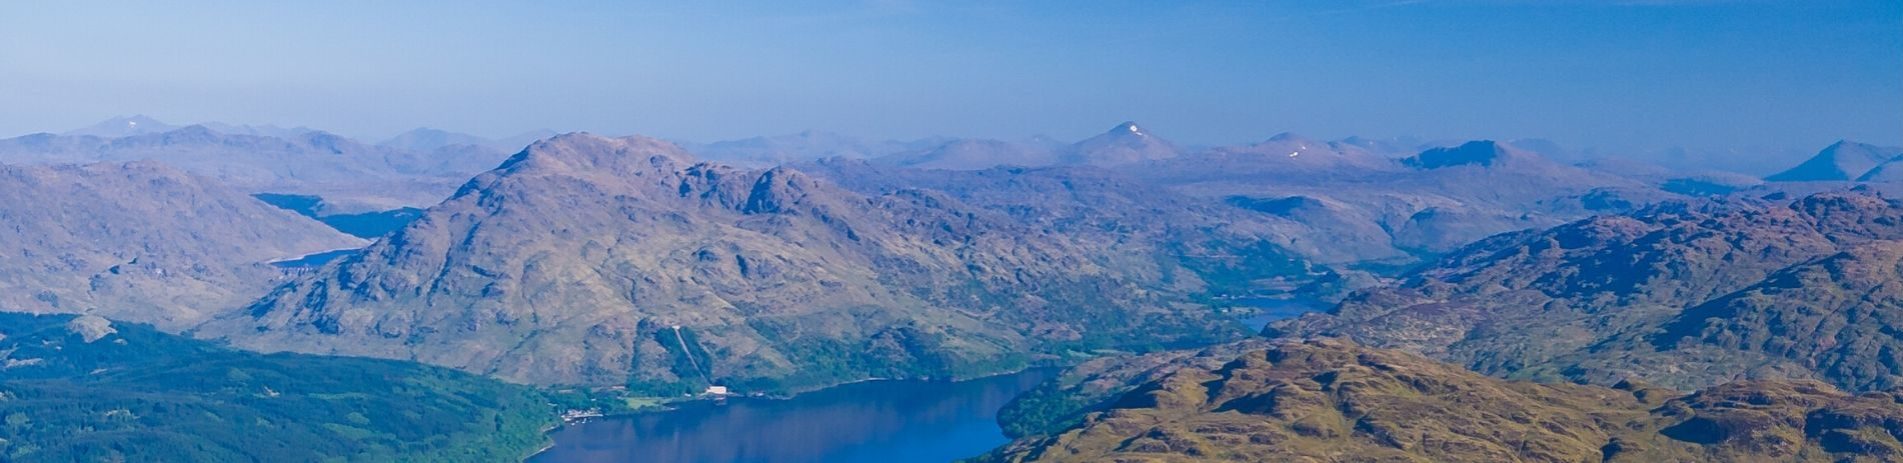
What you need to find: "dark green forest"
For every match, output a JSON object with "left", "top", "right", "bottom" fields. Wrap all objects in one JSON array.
[{"left": 0, "top": 313, "right": 556, "bottom": 462}]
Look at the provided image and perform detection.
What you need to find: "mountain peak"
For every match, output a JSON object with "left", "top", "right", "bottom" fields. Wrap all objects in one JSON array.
[
  {"left": 499, "top": 132, "right": 695, "bottom": 175},
  {"left": 1766, "top": 140, "right": 1903, "bottom": 182},
  {"left": 1061, "top": 122, "right": 1178, "bottom": 166},
  {"left": 379, "top": 127, "right": 491, "bottom": 152},
  {"left": 1267, "top": 132, "right": 1307, "bottom": 142},
  {"left": 1402, "top": 140, "right": 1540, "bottom": 169},
  {"left": 66, "top": 115, "right": 179, "bottom": 138}
]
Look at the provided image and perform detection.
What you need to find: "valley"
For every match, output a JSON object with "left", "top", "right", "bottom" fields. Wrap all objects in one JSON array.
[{"left": 0, "top": 116, "right": 1896, "bottom": 461}]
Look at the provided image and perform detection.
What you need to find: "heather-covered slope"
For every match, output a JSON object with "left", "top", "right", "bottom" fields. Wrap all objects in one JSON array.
[
  {"left": 0, "top": 161, "right": 362, "bottom": 329},
  {"left": 210, "top": 133, "right": 1249, "bottom": 392},
  {"left": 980, "top": 339, "right": 1903, "bottom": 462},
  {"left": 1271, "top": 190, "right": 1903, "bottom": 392}
]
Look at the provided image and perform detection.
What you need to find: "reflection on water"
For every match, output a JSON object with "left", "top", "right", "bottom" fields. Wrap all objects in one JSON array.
[
  {"left": 1232, "top": 297, "right": 1325, "bottom": 330},
  {"left": 269, "top": 248, "right": 361, "bottom": 268},
  {"left": 531, "top": 369, "right": 1056, "bottom": 463}
]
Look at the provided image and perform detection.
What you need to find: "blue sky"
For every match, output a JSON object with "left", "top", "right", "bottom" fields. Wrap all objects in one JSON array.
[{"left": 0, "top": 0, "right": 1896, "bottom": 152}]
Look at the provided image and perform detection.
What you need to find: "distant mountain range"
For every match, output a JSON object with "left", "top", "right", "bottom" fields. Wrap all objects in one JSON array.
[
  {"left": 685, "top": 130, "right": 944, "bottom": 167},
  {"left": 0, "top": 122, "right": 512, "bottom": 210},
  {"left": 378, "top": 127, "right": 559, "bottom": 154}
]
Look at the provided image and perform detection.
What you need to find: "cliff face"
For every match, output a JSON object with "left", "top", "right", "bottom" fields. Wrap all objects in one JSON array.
[
  {"left": 1271, "top": 190, "right": 1903, "bottom": 392},
  {"left": 209, "top": 133, "right": 1247, "bottom": 391},
  {"left": 983, "top": 339, "right": 1903, "bottom": 462}
]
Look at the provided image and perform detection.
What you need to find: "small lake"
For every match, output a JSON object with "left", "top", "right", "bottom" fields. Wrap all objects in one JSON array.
[
  {"left": 531, "top": 369, "right": 1056, "bottom": 463},
  {"left": 269, "top": 248, "right": 361, "bottom": 268},
  {"left": 1230, "top": 297, "right": 1327, "bottom": 331}
]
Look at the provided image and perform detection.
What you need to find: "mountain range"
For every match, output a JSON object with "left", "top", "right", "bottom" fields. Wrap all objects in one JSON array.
[
  {"left": 204, "top": 133, "right": 1257, "bottom": 391},
  {"left": 5, "top": 115, "right": 1902, "bottom": 460},
  {"left": 1270, "top": 189, "right": 1903, "bottom": 392},
  {"left": 2, "top": 118, "right": 523, "bottom": 210}
]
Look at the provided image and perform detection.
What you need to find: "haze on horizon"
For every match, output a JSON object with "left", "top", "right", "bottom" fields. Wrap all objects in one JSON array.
[{"left": 1, "top": 0, "right": 1897, "bottom": 154}]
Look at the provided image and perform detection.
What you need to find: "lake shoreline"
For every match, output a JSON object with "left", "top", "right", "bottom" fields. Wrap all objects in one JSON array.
[{"left": 529, "top": 368, "right": 1061, "bottom": 463}]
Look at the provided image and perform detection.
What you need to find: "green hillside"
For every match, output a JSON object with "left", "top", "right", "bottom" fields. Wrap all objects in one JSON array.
[{"left": 0, "top": 312, "right": 556, "bottom": 462}]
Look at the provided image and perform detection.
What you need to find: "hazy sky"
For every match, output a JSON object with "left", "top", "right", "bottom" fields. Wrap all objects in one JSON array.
[{"left": 1, "top": 0, "right": 1897, "bottom": 152}]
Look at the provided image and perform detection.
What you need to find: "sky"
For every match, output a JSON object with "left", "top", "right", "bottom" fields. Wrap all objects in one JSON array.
[{"left": 0, "top": 0, "right": 1897, "bottom": 153}]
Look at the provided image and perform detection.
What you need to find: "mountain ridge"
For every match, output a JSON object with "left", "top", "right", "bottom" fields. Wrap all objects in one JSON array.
[
  {"left": 208, "top": 133, "right": 1251, "bottom": 391},
  {"left": 1269, "top": 189, "right": 1903, "bottom": 392}
]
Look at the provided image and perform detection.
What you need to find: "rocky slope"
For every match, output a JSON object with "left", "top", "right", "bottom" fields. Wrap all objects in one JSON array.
[
  {"left": 981, "top": 339, "right": 1903, "bottom": 462},
  {"left": 0, "top": 161, "right": 363, "bottom": 329},
  {"left": 208, "top": 133, "right": 1251, "bottom": 391},
  {"left": 1271, "top": 189, "right": 1903, "bottom": 392}
]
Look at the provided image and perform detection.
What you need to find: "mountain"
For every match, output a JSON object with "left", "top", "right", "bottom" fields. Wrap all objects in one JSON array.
[
  {"left": 1575, "top": 157, "right": 1763, "bottom": 197},
  {"left": 207, "top": 133, "right": 1249, "bottom": 392},
  {"left": 1766, "top": 141, "right": 1903, "bottom": 182},
  {"left": 1856, "top": 156, "right": 1903, "bottom": 183},
  {"left": 791, "top": 158, "right": 1359, "bottom": 285},
  {"left": 0, "top": 125, "right": 514, "bottom": 208},
  {"left": 873, "top": 138, "right": 1059, "bottom": 171},
  {"left": 1402, "top": 140, "right": 1555, "bottom": 170},
  {"left": 0, "top": 312, "right": 553, "bottom": 462},
  {"left": 860, "top": 123, "right": 1338, "bottom": 172},
  {"left": 199, "top": 121, "right": 319, "bottom": 139},
  {"left": 695, "top": 130, "right": 918, "bottom": 167},
  {"left": 979, "top": 339, "right": 1903, "bottom": 462},
  {"left": 1057, "top": 122, "right": 1180, "bottom": 166},
  {"left": 1200, "top": 133, "right": 1394, "bottom": 171},
  {"left": 1126, "top": 139, "right": 1675, "bottom": 258},
  {"left": 378, "top": 127, "right": 495, "bottom": 152},
  {"left": 1335, "top": 135, "right": 1433, "bottom": 158},
  {"left": 376, "top": 127, "right": 557, "bottom": 156},
  {"left": 0, "top": 161, "right": 363, "bottom": 329},
  {"left": 62, "top": 115, "right": 178, "bottom": 137},
  {"left": 1270, "top": 190, "right": 1903, "bottom": 392}
]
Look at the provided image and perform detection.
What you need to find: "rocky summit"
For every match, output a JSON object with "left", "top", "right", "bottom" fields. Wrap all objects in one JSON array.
[
  {"left": 980, "top": 339, "right": 1903, "bottom": 462},
  {"left": 208, "top": 133, "right": 1252, "bottom": 392}
]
